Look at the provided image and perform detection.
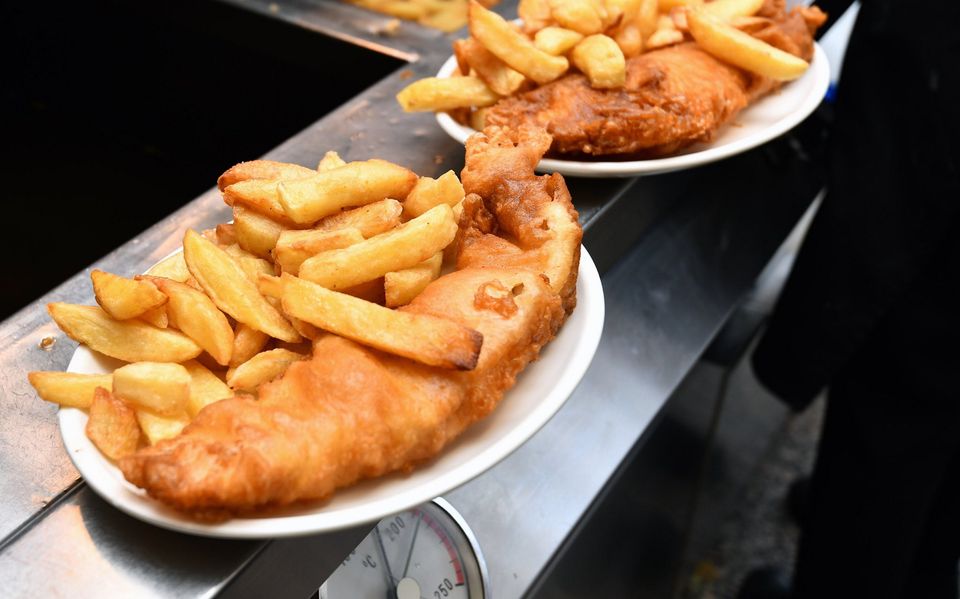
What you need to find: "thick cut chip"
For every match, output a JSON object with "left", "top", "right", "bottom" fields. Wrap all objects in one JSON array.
[
  {"left": 230, "top": 323, "right": 271, "bottom": 368},
  {"left": 397, "top": 77, "right": 501, "bottom": 112},
  {"left": 148, "top": 276, "right": 234, "bottom": 366},
  {"left": 403, "top": 171, "right": 465, "bottom": 218},
  {"left": 139, "top": 305, "right": 168, "bottom": 328},
  {"left": 274, "top": 228, "right": 365, "bottom": 274},
  {"left": 317, "top": 151, "right": 347, "bottom": 172},
  {"left": 637, "top": 0, "right": 659, "bottom": 36},
  {"left": 217, "top": 160, "right": 316, "bottom": 191},
  {"left": 183, "top": 230, "right": 300, "bottom": 342},
  {"left": 223, "top": 180, "right": 298, "bottom": 226},
  {"left": 86, "top": 387, "right": 141, "bottom": 460},
  {"left": 299, "top": 204, "right": 458, "bottom": 290},
  {"left": 548, "top": 0, "right": 606, "bottom": 35},
  {"left": 182, "top": 360, "right": 233, "bottom": 417},
  {"left": 314, "top": 199, "right": 403, "bottom": 238},
  {"left": 385, "top": 252, "right": 444, "bottom": 307},
  {"left": 658, "top": 0, "right": 701, "bottom": 10},
  {"left": 613, "top": 22, "right": 643, "bottom": 57},
  {"left": 136, "top": 410, "right": 189, "bottom": 445},
  {"left": 519, "top": 0, "right": 553, "bottom": 31},
  {"left": 233, "top": 205, "right": 288, "bottom": 260},
  {"left": 278, "top": 160, "right": 418, "bottom": 225},
  {"left": 226, "top": 348, "right": 304, "bottom": 391},
  {"left": 112, "top": 362, "right": 192, "bottom": 417},
  {"left": 453, "top": 38, "right": 526, "bottom": 96},
  {"left": 281, "top": 275, "right": 483, "bottom": 370},
  {"left": 91, "top": 270, "right": 167, "bottom": 320},
  {"left": 221, "top": 243, "right": 276, "bottom": 286},
  {"left": 571, "top": 34, "right": 626, "bottom": 88},
  {"left": 28, "top": 372, "right": 113, "bottom": 409},
  {"left": 216, "top": 224, "right": 237, "bottom": 246},
  {"left": 687, "top": 8, "right": 809, "bottom": 80},
  {"left": 534, "top": 27, "right": 585, "bottom": 56},
  {"left": 469, "top": 1, "right": 569, "bottom": 84},
  {"left": 47, "top": 303, "right": 202, "bottom": 363},
  {"left": 145, "top": 251, "right": 191, "bottom": 283},
  {"left": 702, "top": 0, "right": 765, "bottom": 20}
]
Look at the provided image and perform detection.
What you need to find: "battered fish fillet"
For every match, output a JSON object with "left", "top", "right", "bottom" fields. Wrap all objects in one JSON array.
[
  {"left": 484, "top": 6, "right": 826, "bottom": 157},
  {"left": 119, "top": 126, "right": 582, "bottom": 517}
]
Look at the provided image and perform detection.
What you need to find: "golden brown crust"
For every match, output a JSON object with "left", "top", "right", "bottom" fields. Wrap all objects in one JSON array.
[{"left": 119, "top": 127, "right": 582, "bottom": 517}]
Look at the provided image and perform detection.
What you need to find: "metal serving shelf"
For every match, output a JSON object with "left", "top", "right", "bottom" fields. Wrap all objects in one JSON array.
[{"left": 0, "top": 1, "right": 825, "bottom": 596}]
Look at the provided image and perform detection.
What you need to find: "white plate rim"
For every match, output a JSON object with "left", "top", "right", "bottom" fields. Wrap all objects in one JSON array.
[
  {"left": 436, "top": 43, "right": 830, "bottom": 177},
  {"left": 59, "top": 246, "right": 605, "bottom": 538}
]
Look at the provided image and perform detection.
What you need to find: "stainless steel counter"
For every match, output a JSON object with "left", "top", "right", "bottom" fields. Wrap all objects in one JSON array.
[{"left": 0, "top": 1, "right": 825, "bottom": 596}]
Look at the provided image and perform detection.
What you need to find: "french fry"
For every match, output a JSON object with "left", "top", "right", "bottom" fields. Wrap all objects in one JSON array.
[
  {"left": 612, "top": 22, "right": 643, "bottom": 57},
  {"left": 317, "top": 151, "right": 347, "bottom": 172},
  {"left": 397, "top": 76, "right": 500, "bottom": 112},
  {"left": 217, "top": 160, "right": 316, "bottom": 192},
  {"left": 215, "top": 223, "right": 237, "bottom": 246},
  {"left": 281, "top": 274, "right": 483, "bottom": 370},
  {"left": 47, "top": 303, "right": 202, "bottom": 363},
  {"left": 658, "top": 0, "right": 701, "bottom": 10},
  {"left": 518, "top": 0, "right": 553, "bottom": 32},
  {"left": 299, "top": 204, "right": 458, "bottom": 290},
  {"left": 646, "top": 22, "right": 685, "bottom": 48},
  {"left": 222, "top": 243, "right": 276, "bottom": 286},
  {"left": 135, "top": 410, "right": 189, "bottom": 445},
  {"left": 233, "top": 205, "right": 288, "bottom": 260},
  {"left": 571, "top": 34, "right": 626, "bottom": 88},
  {"left": 226, "top": 348, "right": 304, "bottom": 391},
  {"left": 257, "top": 274, "right": 285, "bottom": 300},
  {"left": 183, "top": 230, "right": 300, "bottom": 342},
  {"left": 91, "top": 270, "right": 167, "bottom": 320},
  {"left": 534, "top": 26, "right": 585, "bottom": 56},
  {"left": 670, "top": 7, "right": 689, "bottom": 30},
  {"left": 602, "top": 0, "right": 638, "bottom": 27},
  {"left": 385, "top": 252, "right": 444, "bottom": 307},
  {"left": 139, "top": 305, "right": 168, "bottom": 328},
  {"left": 182, "top": 360, "right": 233, "bottom": 417},
  {"left": 403, "top": 171, "right": 465, "bottom": 218},
  {"left": 548, "top": 0, "right": 605, "bottom": 35},
  {"left": 145, "top": 251, "right": 191, "bottom": 283},
  {"left": 148, "top": 277, "right": 234, "bottom": 366},
  {"left": 702, "top": 0, "right": 765, "bottom": 20},
  {"left": 278, "top": 160, "right": 418, "bottom": 225},
  {"left": 274, "top": 228, "right": 365, "bottom": 274},
  {"left": 469, "top": 107, "right": 490, "bottom": 130},
  {"left": 260, "top": 273, "right": 385, "bottom": 305},
  {"left": 469, "top": 1, "right": 569, "bottom": 84},
  {"left": 112, "top": 362, "right": 191, "bottom": 417},
  {"left": 636, "top": 0, "right": 659, "bottom": 36},
  {"left": 86, "top": 387, "right": 141, "bottom": 460},
  {"left": 687, "top": 8, "right": 808, "bottom": 80},
  {"left": 223, "top": 180, "right": 298, "bottom": 226},
  {"left": 230, "top": 323, "right": 271, "bottom": 368},
  {"left": 453, "top": 38, "right": 526, "bottom": 96},
  {"left": 28, "top": 372, "right": 113, "bottom": 409},
  {"left": 314, "top": 199, "right": 403, "bottom": 238}
]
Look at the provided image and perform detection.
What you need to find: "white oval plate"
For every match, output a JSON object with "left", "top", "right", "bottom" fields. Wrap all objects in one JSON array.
[
  {"left": 60, "top": 247, "right": 605, "bottom": 538},
  {"left": 436, "top": 43, "right": 830, "bottom": 177}
]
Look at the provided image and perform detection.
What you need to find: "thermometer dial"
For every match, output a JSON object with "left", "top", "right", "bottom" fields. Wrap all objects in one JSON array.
[{"left": 319, "top": 498, "right": 489, "bottom": 599}]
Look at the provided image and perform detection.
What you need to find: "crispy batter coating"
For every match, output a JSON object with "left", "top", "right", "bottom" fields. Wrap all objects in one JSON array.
[
  {"left": 119, "top": 126, "right": 581, "bottom": 517},
  {"left": 484, "top": 7, "right": 826, "bottom": 157}
]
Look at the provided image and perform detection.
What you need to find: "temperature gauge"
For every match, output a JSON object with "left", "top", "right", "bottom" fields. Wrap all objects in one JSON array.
[{"left": 319, "top": 498, "right": 489, "bottom": 599}]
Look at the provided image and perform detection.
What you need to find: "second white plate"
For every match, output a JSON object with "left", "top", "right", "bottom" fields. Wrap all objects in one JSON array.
[{"left": 436, "top": 44, "right": 830, "bottom": 177}]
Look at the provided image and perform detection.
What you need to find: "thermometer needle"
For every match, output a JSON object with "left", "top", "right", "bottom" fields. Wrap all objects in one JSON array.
[
  {"left": 372, "top": 527, "right": 398, "bottom": 599},
  {"left": 401, "top": 511, "right": 423, "bottom": 579}
]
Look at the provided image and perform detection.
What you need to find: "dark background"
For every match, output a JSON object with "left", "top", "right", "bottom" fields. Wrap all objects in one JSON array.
[{"left": 1, "top": 0, "right": 401, "bottom": 321}]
